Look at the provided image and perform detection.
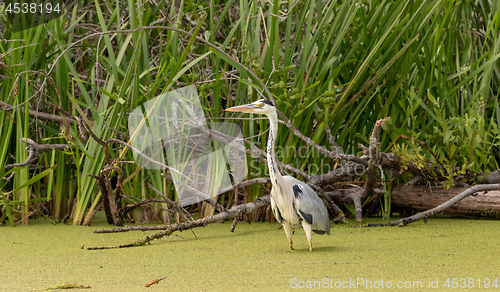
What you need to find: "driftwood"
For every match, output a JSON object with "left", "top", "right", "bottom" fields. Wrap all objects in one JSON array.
[
  {"left": 391, "top": 185, "right": 500, "bottom": 217},
  {"left": 88, "top": 195, "right": 270, "bottom": 249}
]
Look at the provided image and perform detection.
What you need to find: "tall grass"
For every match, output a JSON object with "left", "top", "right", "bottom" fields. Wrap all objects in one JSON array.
[{"left": 0, "top": 0, "right": 498, "bottom": 225}]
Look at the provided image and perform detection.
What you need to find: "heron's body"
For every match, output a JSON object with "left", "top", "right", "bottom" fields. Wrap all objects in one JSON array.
[
  {"left": 226, "top": 99, "right": 330, "bottom": 251},
  {"left": 270, "top": 176, "right": 330, "bottom": 233}
]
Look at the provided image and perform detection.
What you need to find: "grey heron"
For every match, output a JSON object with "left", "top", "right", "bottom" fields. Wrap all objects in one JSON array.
[{"left": 225, "top": 99, "right": 331, "bottom": 251}]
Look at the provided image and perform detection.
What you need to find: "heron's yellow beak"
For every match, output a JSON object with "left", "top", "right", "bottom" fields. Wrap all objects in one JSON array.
[{"left": 225, "top": 104, "right": 257, "bottom": 113}]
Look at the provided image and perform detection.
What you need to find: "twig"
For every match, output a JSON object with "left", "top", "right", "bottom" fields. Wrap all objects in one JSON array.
[
  {"left": 84, "top": 201, "right": 104, "bottom": 226},
  {"left": 42, "top": 283, "right": 91, "bottom": 290},
  {"left": 89, "top": 165, "right": 122, "bottom": 225},
  {"left": 349, "top": 191, "right": 363, "bottom": 222},
  {"left": 144, "top": 277, "right": 167, "bottom": 287},
  {"left": 308, "top": 162, "right": 366, "bottom": 186}
]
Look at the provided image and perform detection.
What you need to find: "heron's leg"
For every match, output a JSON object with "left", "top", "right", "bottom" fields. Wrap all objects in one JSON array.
[
  {"left": 282, "top": 221, "right": 294, "bottom": 250},
  {"left": 301, "top": 221, "right": 313, "bottom": 251}
]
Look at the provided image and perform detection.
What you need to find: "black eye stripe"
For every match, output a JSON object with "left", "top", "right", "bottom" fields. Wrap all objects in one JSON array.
[{"left": 260, "top": 99, "right": 275, "bottom": 107}]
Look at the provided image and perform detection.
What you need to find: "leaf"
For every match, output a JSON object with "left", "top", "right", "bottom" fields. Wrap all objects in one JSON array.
[{"left": 5, "top": 165, "right": 56, "bottom": 195}]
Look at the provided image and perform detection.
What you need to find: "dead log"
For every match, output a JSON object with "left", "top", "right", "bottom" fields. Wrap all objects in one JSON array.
[{"left": 391, "top": 185, "right": 500, "bottom": 217}]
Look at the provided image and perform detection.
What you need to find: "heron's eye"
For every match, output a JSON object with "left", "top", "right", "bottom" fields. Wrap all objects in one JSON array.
[{"left": 256, "top": 103, "right": 264, "bottom": 108}]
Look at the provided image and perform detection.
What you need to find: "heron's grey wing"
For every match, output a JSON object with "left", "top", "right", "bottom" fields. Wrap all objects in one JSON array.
[
  {"left": 270, "top": 188, "right": 283, "bottom": 224},
  {"left": 285, "top": 176, "right": 331, "bottom": 235}
]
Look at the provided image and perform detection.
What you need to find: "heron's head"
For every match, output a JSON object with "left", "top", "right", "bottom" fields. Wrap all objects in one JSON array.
[{"left": 225, "top": 99, "right": 275, "bottom": 115}]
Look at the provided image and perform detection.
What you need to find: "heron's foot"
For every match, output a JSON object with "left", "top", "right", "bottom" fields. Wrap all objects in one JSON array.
[
  {"left": 288, "top": 240, "right": 294, "bottom": 250},
  {"left": 308, "top": 241, "right": 313, "bottom": 251}
]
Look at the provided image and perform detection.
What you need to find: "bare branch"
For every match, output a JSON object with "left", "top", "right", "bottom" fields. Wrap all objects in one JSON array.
[{"left": 366, "top": 184, "right": 500, "bottom": 227}]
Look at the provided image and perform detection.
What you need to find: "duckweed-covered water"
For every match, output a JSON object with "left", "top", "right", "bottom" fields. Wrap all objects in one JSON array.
[{"left": 1, "top": 213, "right": 500, "bottom": 291}]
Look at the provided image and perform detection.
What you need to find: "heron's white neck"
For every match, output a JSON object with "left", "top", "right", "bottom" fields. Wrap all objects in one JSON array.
[{"left": 265, "top": 110, "right": 282, "bottom": 188}]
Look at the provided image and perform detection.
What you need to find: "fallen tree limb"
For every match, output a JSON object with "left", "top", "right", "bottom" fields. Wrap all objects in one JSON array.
[
  {"left": 88, "top": 195, "right": 271, "bottom": 249},
  {"left": 366, "top": 184, "right": 500, "bottom": 227}
]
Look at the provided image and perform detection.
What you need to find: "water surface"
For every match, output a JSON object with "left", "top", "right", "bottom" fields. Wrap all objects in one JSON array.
[{"left": 1, "top": 214, "right": 499, "bottom": 291}]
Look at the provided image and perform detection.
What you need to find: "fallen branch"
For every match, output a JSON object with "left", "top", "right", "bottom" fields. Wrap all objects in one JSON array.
[
  {"left": 88, "top": 195, "right": 270, "bottom": 249},
  {"left": 366, "top": 184, "right": 500, "bottom": 227}
]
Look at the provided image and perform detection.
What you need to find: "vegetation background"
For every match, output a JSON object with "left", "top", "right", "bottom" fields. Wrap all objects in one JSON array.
[{"left": 0, "top": 0, "right": 499, "bottom": 227}]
